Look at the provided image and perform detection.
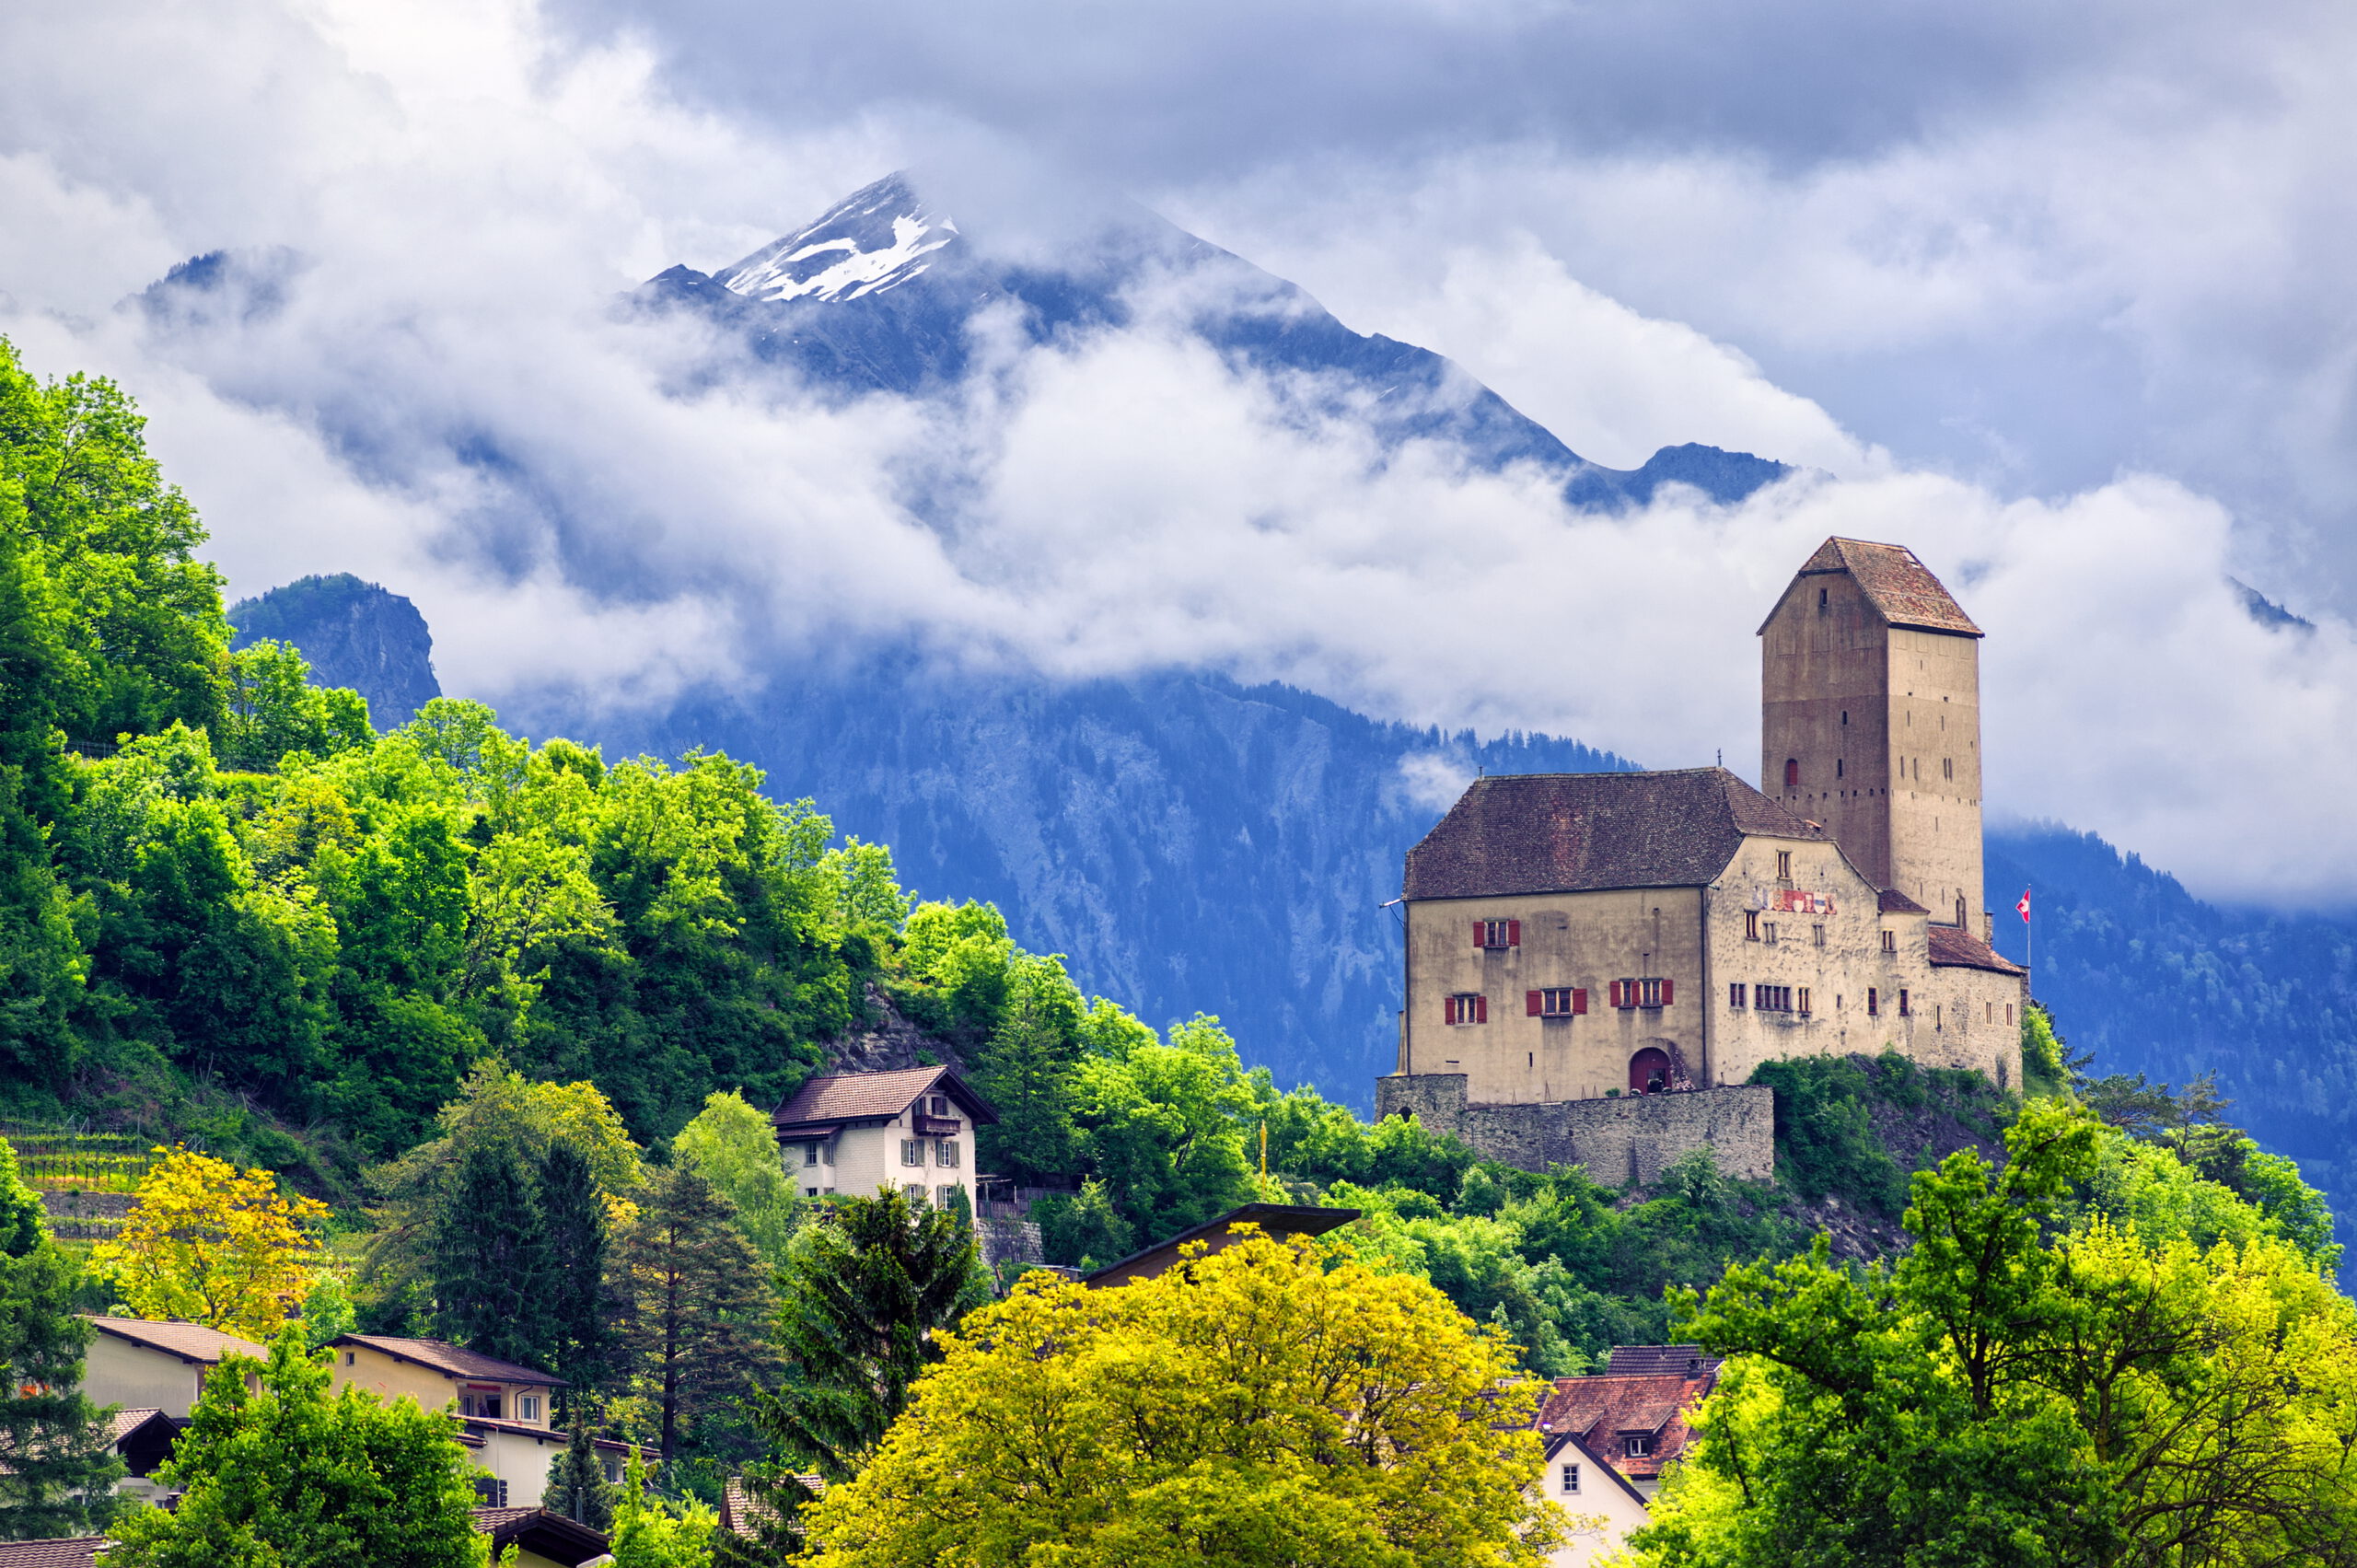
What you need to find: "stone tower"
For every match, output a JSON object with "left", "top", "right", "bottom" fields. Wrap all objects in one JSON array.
[{"left": 1759, "top": 538, "right": 1986, "bottom": 931}]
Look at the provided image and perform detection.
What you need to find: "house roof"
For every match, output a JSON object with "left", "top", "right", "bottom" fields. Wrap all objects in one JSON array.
[
  {"left": 470, "top": 1507, "right": 610, "bottom": 1567},
  {"left": 1927, "top": 923, "right": 2027, "bottom": 975},
  {"left": 1535, "top": 1363, "right": 1721, "bottom": 1482},
  {"left": 772, "top": 1065, "right": 998, "bottom": 1132},
  {"left": 1085, "top": 1203, "right": 1362, "bottom": 1288},
  {"left": 1540, "top": 1430, "right": 1652, "bottom": 1508},
  {"left": 1605, "top": 1345, "right": 1725, "bottom": 1379},
  {"left": 0, "top": 1538, "right": 104, "bottom": 1568},
  {"left": 104, "top": 1408, "right": 175, "bottom": 1444},
  {"left": 1766, "top": 537, "right": 1982, "bottom": 638},
  {"left": 83, "top": 1318, "right": 266, "bottom": 1365},
  {"left": 719, "top": 1475, "right": 826, "bottom": 1537},
  {"left": 1404, "top": 769, "right": 1829, "bottom": 901},
  {"left": 335, "top": 1334, "right": 564, "bottom": 1388}
]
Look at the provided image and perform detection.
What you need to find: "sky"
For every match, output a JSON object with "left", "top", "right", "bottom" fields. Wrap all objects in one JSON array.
[{"left": 3, "top": 0, "right": 2356, "bottom": 904}]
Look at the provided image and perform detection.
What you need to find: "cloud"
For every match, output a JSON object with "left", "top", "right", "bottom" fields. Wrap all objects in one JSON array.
[{"left": 6, "top": 0, "right": 2357, "bottom": 910}]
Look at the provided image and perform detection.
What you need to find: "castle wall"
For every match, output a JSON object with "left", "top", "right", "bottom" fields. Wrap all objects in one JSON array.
[
  {"left": 1884, "top": 627, "right": 1985, "bottom": 928},
  {"left": 1763, "top": 567, "right": 1895, "bottom": 886},
  {"left": 1376, "top": 1074, "right": 1775, "bottom": 1184}
]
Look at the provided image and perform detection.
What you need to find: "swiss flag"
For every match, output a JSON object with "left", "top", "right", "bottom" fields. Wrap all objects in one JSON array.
[{"left": 2015, "top": 889, "right": 2033, "bottom": 923}]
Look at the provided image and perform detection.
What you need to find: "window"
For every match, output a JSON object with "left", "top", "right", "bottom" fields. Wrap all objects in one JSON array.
[
  {"left": 1881, "top": 929, "right": 1897, "bottom": 954},
  {"left": 1837, "top": 757, "right": 1844, "bottom": 778},
  {"left": 1764, "top": 922, "right": 1778, "bottom": 944},
  {"left": 1729, "top": 982, "right": 1747, "bottom": 1009},
  {"left": 1867, "top": 987, "right": 1879, "bottom": 1016},
  {"left": 900, "top": 1139, "right": 925, "bottom": 1167},
  {"left": 519, "top": 1395, "right": 540, "bottom": 1423},
  {"left": 1985, "top": 1002, "right": 1994, "bottom": 1024},
  {"left": 1562, "top": 1463, "right": 1582, "bottom": 1494},
  {"left": 1609, "top": 978, "right": 1672, "bottom": 1009},
  {"left": 604, "top": 1458, "right": 622, "bottom": 1484},
  {"left": 461, "top": 1391, "right": 503, "bottom": 1420},
  {"left": 935, "top": 1139, "right": 960, "bottom": 1167},
  {"left": 1797, "top": 987, "right": 1812, "bottom": 1016},
  {"left": 1624, "top": 1434, "right": 1654, "bottom": 1458},
  {"left": 1943, "top": 757, "right": 1954, "bottom": 780},
  {"left": 1898, "top": 989, "right": 1911, "bottom": 1016},
  {"left": 2006, "top": 1003, "right": 2015, "bottom": 1026},
  {"left": 1528, "top": 987, "right": 1585, "bottom": 1017},
  {"left": 937, "top": 1184, "right": 958, "bottom": 1209},
  {"left": 1817, "top": 587, "right": 1829, "bottom": 612},
  {"left": 805, "top": 1187, "right": 819, "bottom": 1199},
  {"left": 1841, "top": 710, "right": 1849, "bottom": 726},
  {"left": 801, "top": 1139, "right": 828, "bottom": 1167},
  {"left": 1753, "top": 984, "right": 1794, "bottom": 1013},
  {"left": 1776, "top": 850, "right": 1793, "bottom": 878},
  {"left": 1445, "top": 993, "right": 1486, "bottom": 1025},
  {"left": 343, "top": 1352, "right": 354, "bottom": 1367},
  {"left": 927, "top": 1095, "right": 951, "bottom": 1118},
  {"left": 1812, "top": 923, "right": 1825, "bottom": 947},
  {"left": 1936, "top": 1004, "right": 1945, "bottom": 1031},
  {"left": 1744, "top": 910, "right": 1759, "bottom": 941},
  {"left": 1473, "top": 919, "right": 1520, "bottom": 950},
  {"left": 1783, "top": 759, "right": 1800, "bottom": 788},
  {"left": 904, "top": 1182, "right": 928, "bottom": 1203},
  {"left": 476, "top": 1478, "right": 509, "bottom": 1506}
]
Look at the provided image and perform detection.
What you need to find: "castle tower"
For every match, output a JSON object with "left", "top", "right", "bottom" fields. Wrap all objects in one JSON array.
[{"left": 1759, "top": 539, "right": 1986, "bottom": 929}]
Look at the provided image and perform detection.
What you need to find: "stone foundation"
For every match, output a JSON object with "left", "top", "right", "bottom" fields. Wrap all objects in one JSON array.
[{"left": 1376, "top": 1074, "right": 1774, "bottom": 1185}]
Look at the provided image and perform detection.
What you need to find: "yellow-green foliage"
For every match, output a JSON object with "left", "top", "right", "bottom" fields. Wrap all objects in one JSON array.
[{"left": 799, "top": 1226, "right": 1566, "bottom": 1568}]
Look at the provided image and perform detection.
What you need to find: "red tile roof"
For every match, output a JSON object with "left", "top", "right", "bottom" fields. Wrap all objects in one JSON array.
[
  {"left": 336, "top": 1334, "right": 563, "bottom": 1387},
  {"left": 1405, "top": 769, "right": 1829, "bottom": 901},
  {"left": 1534, "top": 1363, "right": 1720, "bottom": 1482},
  {"left": 83, "top": 1318, "right": 266, "bottom": 1364},
  {"left": 772, "top": 1066, "right": 997, "bottom": 1131},
  {"left": 720, "top": 1475, "right": 825, "bottom": 1536},
  {"left": 1927, "top": 923, "right": 2026, "bottom": 975},
  {"left": 0, "top": 1539, "right": 104, "bottom": 1568},
  {"left": 1773, "top": 537, "right": 1982, "bottom": 637},
  {"left": 470, "top": 1507, "right": 611, "bottom": 1567}
]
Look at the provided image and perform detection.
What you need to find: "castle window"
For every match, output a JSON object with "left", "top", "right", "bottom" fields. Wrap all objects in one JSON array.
[
  {"left": 1867, "top": 987, "right": 1878, "bottom": 1016},
  {"left": 2006, "top": 1004, "right": 2015, "bottom": 1026},
  {"left": 1882, "top": 929, "right": 1897, "bottom": 954},
  {"left": 1776, "top": 850, "right": 1793, "bottom": 878},
  {"left": 1729, "top": 982, "right": 1747, "bottom": 1008},
  {"left": 1837, "top": 758, "right": 1844, "bottom": 778},
  {"left": 1744, "top": 910, "right": 1759, "bottom": 941},
  {"left": 1445, "top": 993, "right": 1487, "bottom": 1025},
  {"left": 1943, "top": 757, "right": 1954, "bottom": 780},
  {"left": 1528, "top": 987, "right": 1585, "bottom": 1017},
  {"left": 1764, "top": 922, "right": 1778, "bottom": 944},
  {"left": 1608, "top": 978, "right": 1672, "bottom": 1009},
  {"left": 1817, "top": 587, "right": 1829, "bottom": 612},
  {"left": 1783, "top": 759, "right": 1800, "bottom": 788},
  {"left": 1797, "top": 987, "right": 1812, "bottom": 1016},
  {"left": 1812, "top": 924, "right": 1825, "bottom": 947},
  {"left": 1754, "top": 985, "right": 1793, "bottom": 1013},
  {"left": 1841, "top": 710, "right": 1849, "bottom": 726},
  {"left": 1473, "top": 919, "right": 1520, "bottom": 950},
  {"left": 1899, "top": 989, "right": 1911, "bottom": 1016},
  {"left": 1956, "top": 896, "right": 1968, "bottom": 927}
]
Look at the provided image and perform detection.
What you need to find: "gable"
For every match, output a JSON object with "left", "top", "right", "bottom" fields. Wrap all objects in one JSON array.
[{"left": 1761, "top": 537, "right": 1981, "bottom": 638}]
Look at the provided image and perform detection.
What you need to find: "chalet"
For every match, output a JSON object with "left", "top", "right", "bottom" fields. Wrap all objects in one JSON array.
[
  {"left": 771, "top": 1065, "right": 998, "bottom": 1209},
  {"left": 78, "top": 1318, "right": 264, "bottom": 1420},
  {"left": 1539, "top": 1427, "right": 1651, "bottom": 1568}
]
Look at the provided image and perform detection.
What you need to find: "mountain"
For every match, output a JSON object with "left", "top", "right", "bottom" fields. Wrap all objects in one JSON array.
[
  {"left": 227, "top": 574, "right": 442, "bottom": 727},
  {"left": 632, "top": 171, "right": 1791, "bottom": 509}
]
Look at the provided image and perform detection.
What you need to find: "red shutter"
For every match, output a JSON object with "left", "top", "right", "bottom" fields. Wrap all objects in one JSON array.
[
  {"left": 1474, "top": 994, "right": 1488, "bottom": 1024},
  {"left": 1661, "top": 979, "right": 1674, "bottom": 1006},
  {"left": 1443, "top": 998, "right": 1454, "bottom": 1025},
  {"left": 1572, "top": 988, "right": 1588, "bottom": 1015},
  {"left": 1526, "top": 990, "right": 1542, "bottom": 1016},
  {"left": 1607, "top": 981, "right": 1620, "bottom": 1008},
  {"left": 1506, "top": 919, "right": 1521, "bottom": 947},
  {"left": 1474, "top": 921, "right": 1487, "bottom": 948}
]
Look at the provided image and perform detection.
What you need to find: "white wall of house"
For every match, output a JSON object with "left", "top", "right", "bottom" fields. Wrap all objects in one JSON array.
[
  {"left": 83, "top": 1335, "right": 211, "bottom": 1419},
  {"left": 787, "top": 1099, "right": 975, "bottom": 1209},
  {"left": 1542, "top": 1448, "right": 1651, "bottom": 1568}
]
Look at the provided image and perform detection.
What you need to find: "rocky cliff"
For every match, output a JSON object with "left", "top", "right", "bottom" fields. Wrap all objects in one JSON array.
[{"left": 227, "top": 574, "right": 442, "bottom": 727}]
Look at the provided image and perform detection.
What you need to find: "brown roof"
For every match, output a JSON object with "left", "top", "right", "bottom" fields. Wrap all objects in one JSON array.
[
  {"left": 1769, "top": 537, "right": 1981, "bottom": 637},
  {"left": 83, "top": 1318, "right": 266, "bottom": 1364},
  {"left": 103, "top": 1408, "right": 171, "bottom": 1443},
  {"left": 470, "top": 1507, "right": 610, "bottom": 1567},
  {"left": 336, "top": 1334, "right": 563, "bottom": 1387},
  {"left": 1605, "top": 1345, "right": 1724, "bottom": 1379},
  {"left": 1877, "top": 887, "right": 1929, "bottom": 914},
  {"left": 720, "top": 1475, "right": 826, "bottom": 1536},
  {"left": 0, "top": 1539, "right": 104, "bottom": 1568},
  {"left": 772, "top": 1066, "right": 997, "bottom": 1132},
  {"left": 1534, "top": 1365, "right": 1720, "bottom": 1482},
  {"left": 1927, "top": 923, "right": 2026, "bottom": 975},
  {"left": 1404, "top": 769, "right": 1827, "bottom": 901}
]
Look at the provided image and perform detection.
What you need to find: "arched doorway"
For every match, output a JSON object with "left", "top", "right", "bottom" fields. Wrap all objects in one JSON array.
[{"left": 1629, "top": 1048, "right": 1673, "bottom": 1096}]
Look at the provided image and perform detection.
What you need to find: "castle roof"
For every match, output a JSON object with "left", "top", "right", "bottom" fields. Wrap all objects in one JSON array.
[
  {"left": 1763, "top": 537, "right": 1982, "bottom": 637},
  {"left": 1404, "top": 769, "right": 1828, "bottom": 901},
  {"left": 1927, "top": 923, "right": 2026, "bottom": 975}
]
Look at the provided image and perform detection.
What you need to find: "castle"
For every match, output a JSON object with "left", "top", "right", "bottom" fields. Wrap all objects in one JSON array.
[{"left": 1376, "top": 538, "right": 2026, "bottom": 1181}]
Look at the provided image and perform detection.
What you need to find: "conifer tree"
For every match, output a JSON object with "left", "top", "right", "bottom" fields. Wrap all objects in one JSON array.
[
  {"left": 608, "top": 1166, "right": 781, "bottom": 1464},
  {"left": 428, "top": 1141, "right": 550, "bottom": 1368},
  {"left": 541, "top": 1404, "right": 615, "bottom": 1530},
  {"left": 539, "top": 1142, "right": 607, "bottom": 1392},
  {"left": 0, "top": 1139, "right": 121, "bottom": 1539}
]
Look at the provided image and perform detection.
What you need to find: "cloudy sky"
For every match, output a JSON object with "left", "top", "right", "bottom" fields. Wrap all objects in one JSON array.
[{"left": 4, "top": 0, "right": 2355, "bottom": 903}]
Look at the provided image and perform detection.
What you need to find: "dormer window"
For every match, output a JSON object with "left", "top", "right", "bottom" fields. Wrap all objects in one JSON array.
[{"left": 1623, "top": 1433, "right": 1653, "bottom": 1458}]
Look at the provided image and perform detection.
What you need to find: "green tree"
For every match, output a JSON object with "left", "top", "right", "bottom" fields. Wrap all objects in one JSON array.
[
  {"left": 1034, "top": 1177, "right": 1131, "bottom": 1270},
  {"left": 967, "top": 957, "right": 1082, "bottom": 1181},
  {"left": 538, "top": 1143, "right": 609, "bottom": 1391},
  {"left": 102, "top": 1325, "right": 486, "bottom": 1568},
  {"left": 541, "top": 1404, "right": 615, "bottom": 1531},
  {"left": 426, "top": 1142, "right": 550, "bottom": 1369},
  {"left": 607, "top": 1167, "right": 781, "bottom": 1466},
  {"left": 796, "top": 1226, "right": 1564, "bottom": 1568},
  {"left": 672, "top": 1091, "right": 803, "bottom": 1267},
  {"left": 608, "top": 1447, "right": 715, "bottom": 1568},
  {"left": 0, "top": 1138, "right": 122, "bottom": 1539}
]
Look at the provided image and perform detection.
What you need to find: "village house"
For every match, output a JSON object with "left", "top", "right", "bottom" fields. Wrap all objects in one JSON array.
[
  {"left": 771, "top": 1063, "right": 997, "bottom": 1208},
  {"left": 327, "top": 1333, "right": 634, "bottom": 1505},
  {"left": 1529, "top": 1346, "right": 1726, "bottom": 1565},
  {"left": 1380, "top": 538, "right": 2025, "bottom": 1177},
  {"left": 1538, "top": 1427, "right": 1652, "bottom": 1568},
  {"left": 78, "top": 1317, "right": 263, "bottom": 1421}
]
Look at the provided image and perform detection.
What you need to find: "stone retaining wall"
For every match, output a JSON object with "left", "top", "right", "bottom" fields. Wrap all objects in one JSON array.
[{"left": 1375, "top": 1074, "right": 1775, "bottom": 1185}]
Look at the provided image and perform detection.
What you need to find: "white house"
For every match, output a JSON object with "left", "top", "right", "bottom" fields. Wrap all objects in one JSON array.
[
  {"left": 771, "top": 1065, "right": 998, "bottom": 1208},
  {"left": 79, "top": 1318, "right": 264, "bottom": 1419},
  {"left": 1539, "top": 1428, "right": 1653, "bottom": 1568}
]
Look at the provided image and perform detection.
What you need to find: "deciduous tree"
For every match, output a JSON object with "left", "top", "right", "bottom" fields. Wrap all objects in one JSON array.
[
  {"left": 94, "top": 1146, "right": 328, "bottom": 1341},
  {"left": 672, "top": 1091, "right": 802, "bottom": 1267},
  {"left": 0, "top": 1138, "right": 122, "bottom": 1539},
  {"left": 797, "top": 1225, "right": 1563, "bottom": 1568}
]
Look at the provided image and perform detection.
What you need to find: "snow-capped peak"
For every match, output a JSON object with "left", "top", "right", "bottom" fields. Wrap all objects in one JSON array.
[{"left": 717, "top": 174, "right": 958, "bottom": 304}]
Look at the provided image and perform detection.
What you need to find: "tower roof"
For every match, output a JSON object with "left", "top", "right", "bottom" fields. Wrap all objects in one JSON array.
[
  {"left": 1404, "top": 768, "right": 1828, "bottom": 900},
  {"left": 1762, "top": 537, "right": 1982, "bottom": 637}
]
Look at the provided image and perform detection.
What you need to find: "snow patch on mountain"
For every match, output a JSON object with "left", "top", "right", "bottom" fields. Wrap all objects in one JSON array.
[{"left": 718, "top": 175, "right": 959, "bottom": 303}]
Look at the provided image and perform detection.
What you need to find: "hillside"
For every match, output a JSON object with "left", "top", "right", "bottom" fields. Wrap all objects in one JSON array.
[{"left": 227, "top": 574, "right": 442, "bottom": 728}]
